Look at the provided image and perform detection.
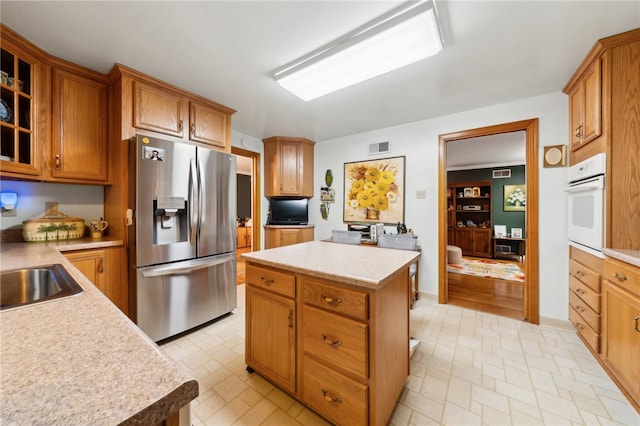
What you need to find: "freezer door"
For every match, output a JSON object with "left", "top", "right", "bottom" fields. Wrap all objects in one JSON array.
[
  {"left": 136, "top": 254, "right": 237, "bottom": 342},
  {"left": 133, "top": 136, "right": 197, "bottom": 266},
  {"left": 198, "top": 147, "right": 237, "bottom": 257}
]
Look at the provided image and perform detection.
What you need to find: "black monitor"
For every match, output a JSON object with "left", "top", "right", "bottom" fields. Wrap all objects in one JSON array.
[{"left": 268, "top": 198, "right": 308, "bottom": 225}]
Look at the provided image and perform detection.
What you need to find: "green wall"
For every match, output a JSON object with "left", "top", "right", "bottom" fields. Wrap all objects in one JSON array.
[{"left": 448, "top": 165, "right": 526, "bottom": 237}]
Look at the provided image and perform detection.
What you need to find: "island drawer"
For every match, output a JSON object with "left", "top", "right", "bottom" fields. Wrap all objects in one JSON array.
[
  {"left": 302, "top": 305, "right": 368, "bottom": 380},
  {"left": 246, "top": 263, "right": 295, "bottom": 298},
  {"left": 303, "top": 355, "right": 367, "bottom": 426},
  {"left": 569, "top": 275, "right": 600, "bottom": 313},
  {"left": 301, "top": 277, "right": 368, "bottom": 321}
]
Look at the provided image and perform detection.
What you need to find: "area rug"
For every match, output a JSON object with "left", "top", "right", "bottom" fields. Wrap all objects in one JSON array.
[{"left": 448, "top": 258, "right": 524, "bottom": 282}]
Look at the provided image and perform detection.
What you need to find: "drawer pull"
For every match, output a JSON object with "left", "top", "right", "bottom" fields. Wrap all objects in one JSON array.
[
  {"left": 613, "top": 272, "right": 628, "bottom": 282},
  {"left": 577, "top": 305, "right": 585, "bottom": 314},
  {"left": 575, "top": 322, "right": 583, "bottom": 330},
  {"left": 260, "top": 277, "right": 275, "bottom": 285},
  {"left": 321, "top": 295, "right": 342, "bottom": 305},
  {"left": 321, "top": 334, "right": 342, "bottom": 347},
  {"left": 635, "top": 316, "right": 640, "bottom": 333},
  {"left": 576, "top": 288, "right": 585, "bottom": 295},
  {"left": 321, "top": 388, "right": 342, "bottom": 404},
  {"left": 576, "top": 270, "right": 584, "bottom": 277}
]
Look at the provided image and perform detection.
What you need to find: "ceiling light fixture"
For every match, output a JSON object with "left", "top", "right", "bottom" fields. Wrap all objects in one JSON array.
[{"left": 273, "top": 0, "right": 444, "bottom": 101}]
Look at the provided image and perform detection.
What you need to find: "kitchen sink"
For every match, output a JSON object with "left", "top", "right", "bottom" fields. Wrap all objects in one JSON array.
[{"left": 0, "top": 264, "right": 83, "bottom": 310}]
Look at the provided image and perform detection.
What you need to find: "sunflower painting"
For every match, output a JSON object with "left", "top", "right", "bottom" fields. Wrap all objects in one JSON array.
[{"left": 343, "top": 156, "right": 405, "bottom": 224}]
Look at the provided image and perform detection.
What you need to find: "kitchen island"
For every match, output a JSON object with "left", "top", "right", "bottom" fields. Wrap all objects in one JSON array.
[
  {"left": 243, "top": 241, "right": 420, "bottom": 426},
  {"left": 0, "top": 242, "right": 197, "bottom": 425}
]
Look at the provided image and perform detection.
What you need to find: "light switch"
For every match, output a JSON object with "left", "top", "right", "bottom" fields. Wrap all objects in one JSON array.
[{"left": 416, "top": 190, "right": 426, "bottom": 199}]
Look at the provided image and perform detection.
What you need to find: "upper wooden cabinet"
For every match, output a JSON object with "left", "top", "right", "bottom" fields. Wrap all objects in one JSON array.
[
  {"left": 565, "top": 28, "right": 640, "bottom": 250},
  {"left": 49, "top": 67, "right": 108, "bottom": 183},
  {"left": 125, "top": 67, "right": 235, "bottom": 151},
  {"left": 0, "top": 26, "right": 44, "bottom": 180},
  {"left": 567, "top": 58, "right": 602, "bottom": 152},
  {"left": 263, "top": 136, "right": 315, "bottom": 197}
]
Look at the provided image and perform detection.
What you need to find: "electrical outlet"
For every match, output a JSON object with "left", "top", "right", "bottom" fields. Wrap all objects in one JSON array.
[
  {"left": 416, "top": 190, "right": 426, "bottom": 199},
  {"left": 2, "top": 208, "right": 17, "bottom": 217}
]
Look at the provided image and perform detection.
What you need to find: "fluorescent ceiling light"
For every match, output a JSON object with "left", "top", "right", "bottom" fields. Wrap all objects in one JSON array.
[{"left": 274, "top": 0, "right": 443, "bottom": 101}]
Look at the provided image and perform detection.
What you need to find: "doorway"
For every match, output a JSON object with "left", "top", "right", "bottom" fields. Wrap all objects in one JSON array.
[
  {"left": 232, "top": 147, "right": 261, "bottom": 285},
  {"left": 438, "top": 119, "right": 540, "bottom": 324}
]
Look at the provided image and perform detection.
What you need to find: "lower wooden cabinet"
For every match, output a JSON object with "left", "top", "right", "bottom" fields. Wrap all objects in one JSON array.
[
  {"left": 455, "top": 227, "right": 492, "bottom": 258},
  {"left": 237, "top": 226, "right": 252, "bottom": 248},
  {"left": 264, "top": 226, "right": 314, "bottom": 249},
  {"left": 64, "top": 246, "right": 128, "bottom": 315},
  {"left": 568, "top": 246, "right": 602, "bottom": 353},
  {"left": 602, "top": 257, "right": 640, "bottom": 411},
  {"left": 245, "top": 264, "right": 296, "bottom": 393}
]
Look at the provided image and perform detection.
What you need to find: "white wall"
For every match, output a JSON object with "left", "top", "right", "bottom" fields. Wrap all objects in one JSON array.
[
  {"left": 0, "top": 181, "right": 104, "bottom": 230},
  {"left": 312, "top": 91, "right": 570, "bottom": 322}
]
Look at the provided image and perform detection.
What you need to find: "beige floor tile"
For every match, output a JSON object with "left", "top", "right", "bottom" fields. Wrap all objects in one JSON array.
[{"left": 159, "top": 284, "right": 640, "bottom": 426}]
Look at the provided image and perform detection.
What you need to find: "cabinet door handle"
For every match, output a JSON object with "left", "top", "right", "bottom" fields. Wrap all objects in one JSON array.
[
  {"left": 321, "top": 334, "right": 342, "bottom": 347},
  {"left": 288, "top": 309, "right": 293, "bottom": 328},
  {"left": 634, "top": 316, "right": 640, "bottom": 333},
  {"left": 178, "top": 120, "right": 183, "bottom": 131},
  {"left": 260, "top": 277, "right": 274, "bottom": 285},
  {"left": 321, "top": 295, "right": 342, "bottom": 305},
  {"left": 55, "top": 155, "right": 60, "bottom": 170},
  {"left": 99, "top": 257, "right": 105, "bottom": 273},
  {"left": 613, "top": 272, "right": 628, "bottom": 282},
  {"left": 321, "top": 388, "right": 342, "bottom": 404},
  {"left": 575, "top": 124, "right": 583, "bottom": 139},
  {"left": 191, "top": 123, "right": 196, "bottom": 136}
]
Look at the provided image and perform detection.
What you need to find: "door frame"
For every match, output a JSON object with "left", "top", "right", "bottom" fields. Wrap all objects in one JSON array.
[
  {"left": 232, "top": 147, "right": 261, "bottom": 251},
  {"left": 438, "top": 119, "right": 540, "bottom": 324}
]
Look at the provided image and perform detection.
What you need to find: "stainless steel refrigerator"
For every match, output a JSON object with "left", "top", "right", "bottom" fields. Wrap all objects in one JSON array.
[{"left": 129, "top": 135, "right": 237, "bottom": 342}]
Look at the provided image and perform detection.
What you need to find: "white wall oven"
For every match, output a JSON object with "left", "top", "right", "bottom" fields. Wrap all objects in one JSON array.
[{"left": 566, "top": 153, "right": 606, "bottom": 258}]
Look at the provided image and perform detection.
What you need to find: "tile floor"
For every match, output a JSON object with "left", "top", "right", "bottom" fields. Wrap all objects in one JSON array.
[{"left": 160, "top": 285, "right": 640, "bottom": 425}]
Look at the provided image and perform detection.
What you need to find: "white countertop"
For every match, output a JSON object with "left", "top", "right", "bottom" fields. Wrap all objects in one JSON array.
[
  {"left": 603, "top": 248, "right": 640, "bottom": 268},
  {"left": 242, "top": 240, "right": 420, "bottom": 289},
  {"left": 0, "top": 241, "right": 198, "bottom": 425}
]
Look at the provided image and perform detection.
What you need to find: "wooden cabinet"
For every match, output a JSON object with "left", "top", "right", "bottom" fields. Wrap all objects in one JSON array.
[
  {"left": 245, "top": 264, "right": 296, "bottom": 393},
  {"left": 132, "top": 77, "right": 234, "bottom": 150},
  {"left": 49, "top": 67, "right": 108, "bottom": 183},
  {"left": 567, "top": 59, "right": 602, "bottom": 152},
  {"left": 265, "top": 226, "right": 314, "bottom": 249},
  {"left": 263, "top": 136, "right": 315, "bottom": 197},
  {"left": 448, "top": 181, "right": 492, "bottom": 258},
  {"left": 0, "top": 25, "right": 43, "bottom": 180},
  {"left": 568, "top": 246, "right": 603, "bottom": 354},
  {"left": 602, "top": 257, "right": 640, "bottom": 411},
  {"left": 245, "top": 260, "right": 411, "bottom": 425},
  {"left": 64, "top": 246, "right": 128, "bottom": 315},
  {"left": 237, "top": 226, "right": 252, "bottom": 248},
  {"left": 455, "top": 227, "right": 492, "bottom": 258}
]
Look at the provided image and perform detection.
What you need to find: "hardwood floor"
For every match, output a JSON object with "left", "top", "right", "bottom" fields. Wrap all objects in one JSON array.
[
  {"left": 447, "top": 256, "right": 525, "bottom": 320},
  {"left": 236, "top": 247, "right": 251, "bottom": 285}
]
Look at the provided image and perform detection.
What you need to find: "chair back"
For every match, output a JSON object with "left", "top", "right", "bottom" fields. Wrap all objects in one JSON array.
[
  {"left": 331, "top": 230, "right": 362, "bottom": 245},
  {"left": 376, "top": 233, "right": 417, "bottom": 251}
]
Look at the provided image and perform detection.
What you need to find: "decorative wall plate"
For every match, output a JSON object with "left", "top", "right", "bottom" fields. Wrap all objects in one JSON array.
[
  {"left": 543, "top": 145, "right": 566, "bottom": 167},
  {"left": 0, "top": 99, "right": 13, "bottom": 123}
]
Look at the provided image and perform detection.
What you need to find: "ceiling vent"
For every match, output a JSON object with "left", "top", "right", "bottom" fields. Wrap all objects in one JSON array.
[
  {"left": 369, "top": 141, "right": 390, "bottom": 155},
  {"left": 492, "top": 169, "right": 511, "bottom": 179}
]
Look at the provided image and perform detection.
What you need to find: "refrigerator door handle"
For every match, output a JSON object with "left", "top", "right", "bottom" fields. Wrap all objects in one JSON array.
[
  {"left": 141, "top": 253, "right": 235, "bottom": 277},
  {"left": 198, "top": 157, "right": 206, "bottom": 229},
  {"left": 189, "top": 158, "right": 199, "bottom": 244}
]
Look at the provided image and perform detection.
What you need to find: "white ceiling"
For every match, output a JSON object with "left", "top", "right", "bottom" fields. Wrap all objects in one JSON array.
[{"left": 1, "top": 1, "right": 638, "bottom": 148}]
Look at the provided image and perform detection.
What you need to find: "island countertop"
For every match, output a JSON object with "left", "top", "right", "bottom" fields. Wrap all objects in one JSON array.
[
  {"left": 242, "top": 240, "right": 420, "bottom": 289},
  {"left": 0, "top": 242, "right": 198, "bottom": 425}
]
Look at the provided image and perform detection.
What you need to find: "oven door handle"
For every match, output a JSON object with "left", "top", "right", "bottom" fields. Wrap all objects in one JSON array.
[
  {"left": 565, "top": 184, "right": 602, "bottom": 193},
  {"left": 140, "top": 254, "right": 234, "bottom": 277}
]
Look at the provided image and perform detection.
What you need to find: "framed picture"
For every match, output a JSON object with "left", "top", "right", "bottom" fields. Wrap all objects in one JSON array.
[
  {"left": 343, "top": 156, "right": 405, "bottom": 224},
  {"left": 463, "top": 187, "right": 472, "bottom": 198},
  {"left": 504, "top": 184, "right": 526, "bottom": 211},
  {"left": 511, "top": 228, "right": 523, "bottom": 238},
  {"left": 320, "top": 186, "right": 335, "bottom": 202},
  {"left": 494, "top": 225, "right": 507, "bottom": 237},
  {"left": 472, "top": 186, "right": 481, "bottom": 197}
]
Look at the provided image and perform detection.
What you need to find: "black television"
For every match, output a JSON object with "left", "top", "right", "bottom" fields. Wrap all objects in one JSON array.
[{"left": 268, "top": 198, "right": 308, "bottom": 225}]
